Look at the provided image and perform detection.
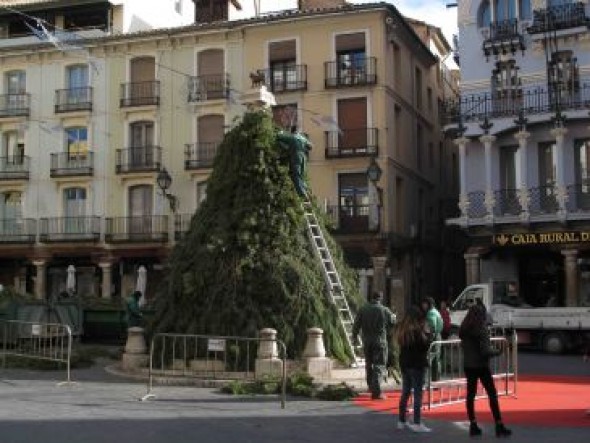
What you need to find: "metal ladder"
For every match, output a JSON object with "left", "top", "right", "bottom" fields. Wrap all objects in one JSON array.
[{"left": 301, "top": 200, "right": 362, "bottom": 364}]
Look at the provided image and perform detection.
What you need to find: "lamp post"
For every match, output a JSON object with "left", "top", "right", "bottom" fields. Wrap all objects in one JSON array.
[
  {"left": 157, "top": 167, "right": 178, "bottom": 213},
  {"left": 366, "top": 156, "right": 382, "bottom": 184}
]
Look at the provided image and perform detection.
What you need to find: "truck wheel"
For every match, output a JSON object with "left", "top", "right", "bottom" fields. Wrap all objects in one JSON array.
[{"left": 543, "top": 332, "right": 566, "bottom": 354}]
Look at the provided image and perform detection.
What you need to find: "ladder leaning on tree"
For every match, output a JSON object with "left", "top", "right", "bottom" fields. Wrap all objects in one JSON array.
[{"left": 301, "top": 199, "right": 363, "bottom": 365}]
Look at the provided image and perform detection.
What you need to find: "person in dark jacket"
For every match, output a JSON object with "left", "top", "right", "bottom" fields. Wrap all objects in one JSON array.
[
  {"left": 396, "top": 306, "right": 432, "bottom": 433},
  {"left": 352, "top": 291, "right": 396, "bottom": 400},
  {"left": 459, "top": 304, "right": 511, "bottom": 437}
]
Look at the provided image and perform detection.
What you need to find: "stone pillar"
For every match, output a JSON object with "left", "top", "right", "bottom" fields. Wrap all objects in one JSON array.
[
  {"left": 372, "top": 256, "right": 388, "bottom": 295},
  {"left": 255, "top": 328, "right": 283, "bottom": 378},
  {"left": 302, "top": 327, "right": 332, "bottom": 379},
  {"left": 99, "top": 262, "right": 113, "bottom": 299},
  {"left": 32, "top": 260, "right": 47, "bottom": 300},
  {"left": 464, "top": 252, "right": 481, "bottom": 285},
  {"left": 121, "top": 327, "right": 149, "bottom": 371},
  {"left": 454, "top": 136, "right": 470, "bottom": 219},
  {"left": 359, "top": 270, "right": 369, "bottom": 300},
  {"left": 562, "top": 249, "right": 579, "bottom": 307},
  {"left": 480, "top": 134, "right": 497, "bottom": 221},
  {"left": 514, "top": 130, "right": 531, "bottom": 221},
  {"left": 551, "top": 127, "right": 569, "bottom": 219}
]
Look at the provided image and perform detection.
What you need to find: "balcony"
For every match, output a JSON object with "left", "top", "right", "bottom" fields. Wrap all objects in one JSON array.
[
  {"left": 187, "top": 74, "right": 229, "bottom": 102},
  {"left": 120, "top": 81, "right": 160, "bottom": 107},
  {"left": 55, "top": 87, "right": 93, "bottom": 113},
  {"left": 184, "top": 142, "right": 219, "bottom": 170},
  {"left": 256, "top": 65, "right": 307, "bottom": 93},
  {"left": 50, "top": 152, "right": 94, "bottom": 177},
  {"left": 39, "top": 217, "right": 101, "bottom": 242},
  {"left": 326, "top": 205, "right": 380, "bottom": 234},
  {"left": 494, "top": 188, "right": 522, "bottom": 217},
  {"left": 0, "top": 156, "right": 30, "bottom": 180},
  {"left": 528, "top": 2, "right": 590, "bottom": 34},
  {"left": 440, "top": 80, "right": 590, "bottom": 125},
  {"left": 567, "top": 183, "right": 590, "bottom": 212},
  {"left": 0, "top": 93, "right": 30, "bottom": 117},
  {"left": 174, "top": 213, "right": 192, "bottom": 240},
  {"left": 116, "top": 146, "right": 162, "bottom": 174},
  {"left": 324, "top": 57, "right": 377, "bottom": 88},
  {"left": 105, "top": 216, "right": 168, "bottom": 243},
  {"left": 483, "top": 19, "right": 525, "bottom": 59},
  {"left": 325, "top": 128, "right": 378, "bottom": 158},
  {"left": 0, "top": 219, "right": 36, "bottom": 243}
]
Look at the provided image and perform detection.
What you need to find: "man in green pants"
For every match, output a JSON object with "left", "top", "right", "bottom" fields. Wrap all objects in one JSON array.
[
  {"left": 276, "top": 126, "right": 313, "bottom": 198},
  {"left": 352, "top": 291, "right": 396, "bottom": 400}
]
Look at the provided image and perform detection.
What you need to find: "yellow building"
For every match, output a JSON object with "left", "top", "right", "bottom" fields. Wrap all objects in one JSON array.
[{"left": 0, "top": 0, "right": 460, "bottom": 312}]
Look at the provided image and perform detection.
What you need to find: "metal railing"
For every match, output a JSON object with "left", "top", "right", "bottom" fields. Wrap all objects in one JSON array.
[
  {"left": 494, "top": 188, "right": 522, "bottom": 216},
  {"left": 567, "top": 183, "right": 590, "bottom": 211},
  {"left": 256, "top": 64, "right": 307, "bottom": 93},
  {"left": 0, "top": 218, "right": 36, "bottom": 243},
  {"left": 529, "top": 185, "right": 559, "bottom": 214},
  {"left": 187, "top": 73, "right": 229, "bottom": 102},
  {"left": 142, "top": 333, "right": 287, "bottom": 409},
  {"left": 528, "top": 1, "right": 590, "bottom": 34},
  {"left": 467, "top": 191, "right": 487, "bottom": 218},
  {"left": 116, "top": 146, "right": 162, "bottom": 173},
  {"left": 324, "top": 56, "right": 377, "bottom": 88},
  {"left": 50, "top": 152, "right": 94, "bottom": 177},
  {"left": 426, "top": 334, "right": 517, "bottom": 409},
  {"left": 0, "top": 155, "right": 30, "bottom": 180},
  {"left": 184, "top": 142, "right": 219, "bottom": 169},
  {"left": 325, "top": 128, "right": 378, "bottom": 158},
  {"left": 120, "top": 81, "right": 160, "bottom": 107},
  {"left": 39, "top": 216, "right": 101, "bottom": 242},
  {"left": 326, "top": 204, "right": 379, "bottom": 233},
  {"left": 487, "top": 19, "right": 521, "bottom": 42},
  {"left": 54, "top": 87, "right": 93, "bottom": 113},
  {"left": 1, "top": 320, "right": 74, "bottom": 385},
  {"left": 0, "top": 93, "right": 30, "bottom": 117},
  {"left": 105, "top": 215, "right": 168, "bottom": 243}
]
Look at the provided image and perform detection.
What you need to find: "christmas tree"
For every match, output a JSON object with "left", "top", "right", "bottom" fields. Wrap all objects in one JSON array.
[{"left": 151, "top": 110, "right": 361, "bottom": 363}]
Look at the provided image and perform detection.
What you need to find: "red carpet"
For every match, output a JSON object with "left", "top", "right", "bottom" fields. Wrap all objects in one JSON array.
[{"left": 353, "top": 375, "right": 590, "bottom": 428}]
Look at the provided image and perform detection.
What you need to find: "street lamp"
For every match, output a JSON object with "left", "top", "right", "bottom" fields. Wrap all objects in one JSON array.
[
  {"left": 157, "top": 167, "right": 178, "bottom": 213},
  {"left": 366, "top": 156, "right": 382, "bottom": 184}
]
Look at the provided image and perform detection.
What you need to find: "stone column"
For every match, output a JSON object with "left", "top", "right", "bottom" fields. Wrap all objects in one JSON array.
[
  {"left": 514, "top": 130, "right": 531, "bottom": 221},
  {"left": 480, "top": 134, "right": 497, "bottom": 221},
  {"left": 99, "top": 262, "right": 113, "bottom": 299},
  {"left": 562, "top": 249, "right": 579, "bottom": 307},
  {"left": 121, "top": 327, "right": 149, "bottom": 371},
  {"left": 371, "top": 256, "right": 388, "bottom": 295},
  {"left": 550, "top": 127, "right": 569, "bottom": 219},
  {"left": 255, "top": 328, "right": 283, "bottom": 378},
  {"left": 464, "top": 252, "right": 481, "bottom": 285},
  {"left": 302, "top": 327, "right": 332, "bottom": 379},
  {"left": 32, "top": 260, "right": 47, "bottom": 300},
  {"left": 454, "top": 136, "right": 470, "bottom": 219}
]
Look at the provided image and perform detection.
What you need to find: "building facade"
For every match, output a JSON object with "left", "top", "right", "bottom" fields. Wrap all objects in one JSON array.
[
  {"left": 445, "top": 0, "right": 590, "bottom": 307},
  {"left": 0, "top": 0, "right": 459, "bottom": 313}
]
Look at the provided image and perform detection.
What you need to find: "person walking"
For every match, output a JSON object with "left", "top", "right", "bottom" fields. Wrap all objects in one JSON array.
[
  {"left": 459, "top": 304, "right": 511, "bottom": 437},
  {"left": 421, "top": 297, "right": 443, "bottom": 381},
  {"left": 396, "top": 306, "right": 432, "bottom": 433},
  {"left": 352, "top": 291, "right": 396, "bottom": 400}
]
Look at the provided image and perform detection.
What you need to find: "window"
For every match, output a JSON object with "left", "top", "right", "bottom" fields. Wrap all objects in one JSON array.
[
  {"left": 479, "top": 1, "right": 492, "bottom": 27},
  {"left": 272, "top": 103, "right": 298, "bottom": 130},
  {"left": 428, "top": 142, "right": 434, "bottom": 169},
  {"left": 549, "top": 51, "right": 579, "bottom": 105},
  {"left": 129, "top": 121, "right": 154, "bottom": 167},
  {"left": 63, "top": 187, "right": 86, "bottom": 233},
  {"left": 2, "top": 130, "right": 24, "bottom": 164},
  {"left": 416, "top": 124, "right": 423, "bottom": 171},
  {"left": 415, "top": 67, "right": 423, "bottom": 110},
  {"left": 492, "top": 59, "right": 522, "bottom": 113},
  {"left": 478, "top": 0, "right": 530, "bottom": 26},
  {"left": 0, "top": 191, "right": 22, "bottom": 220},
  {"left": 128, "top": 185, "right": 153, "bottom": 234},
  {"left": 574, "top": 139, "right": 590, "bottom": 209},
  {"left": 337, "top": 97, "right": 368, "bottom": 154},
  {"left": 5, "top": 70, "right": 25, "bottom": 94},
  {"left": 67, "top": 65, "right": 89, "bottom": 89},
  {"left": 427, "top": 87, "right": 433, "bottom": 112},
  {"left": 500, "top": 146, "right": 518, "bottom": 189},
  {"left": 339, "top": 173, "right": 369, "bottom": 232},
  {"left": 175, "top": 0, "right": 183, "bottom": 14},
  {"left": 538, "top": 142, "right": 558, "bottom": 212},
  {"left": 66, "top": 127, "right": 88, "bottom": 159},
  {"left": 453, "top": 287, "right": 485, "bottom": 311}
]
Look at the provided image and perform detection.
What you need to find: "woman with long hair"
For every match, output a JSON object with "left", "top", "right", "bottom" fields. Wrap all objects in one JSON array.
[
  {"left": 459, "top": 304, "right": 511, "bottom": 437},
  {"left": 396, "top": 306, "right": 432, "bottom": 433}
]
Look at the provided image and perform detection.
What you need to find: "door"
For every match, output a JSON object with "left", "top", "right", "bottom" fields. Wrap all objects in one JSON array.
[
  {"left": 129, "top": 121, "right": 154, "bottom": 168},
  {"left": 574, "top": 139, "right": 590, "bottom": 209},
  {"left": 4, "top": 70, "right": 26, "bottom": 112},
  {"left": 128, "top": 185, "right": 153, "bottom": 235},
  {"left": 197, "top": 114, "right": 223, "bottom": 164},
  {"left": 66, "top": 64, "right": 89, "bottom": 104},
  {"left": 130, "top": 56, "right": 156, "bottom": 102},
  {"left": 0, "top": 191, "right": 22, "bottom": 236},
  {"left": 538, "top": 142, "right": 558, "bottom": 212},
  {"left": 66, "top": 127, "right": 88, "bottom": 168},
  {"left": 337, "top": 98, "right": 367, "bottom": 154},
  {"left": 3, "top": 131, "right": 25, "bottom": 168},
  {"left": 197, "top": 49, "right": 225, "bottom": 99},
  {"left": 63, "top": 187, "right": 86, "bottom": 234},
  {"left": 338, "top": 173, "right": 369, "bottom": 233},
  {"left": 499, "top": 146, "right": 519, "bottom": 214}
]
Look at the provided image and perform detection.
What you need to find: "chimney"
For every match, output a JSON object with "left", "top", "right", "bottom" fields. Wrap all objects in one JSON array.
[{"left": 298, "top": 0, "right": 347, "bottom": 10}]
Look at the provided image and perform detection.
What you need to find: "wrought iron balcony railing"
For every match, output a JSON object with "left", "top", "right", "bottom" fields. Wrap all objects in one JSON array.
[
  {"left": 0, "top": 219, "right": 36, "bottom": 243},
  {"left": 528, "top": 2, "right": 590, "bottom": 34},
  {"left": 187, "top": 73, "right": 229, "bottom": 102},
  {"left": 184, "top": 142, "right": 219, "bottom": 169},
  {"left": 174, "top": 213, "right": 192, "bottom": 240},
  {"left": 494, "top": 188, "right": 522, "bottom": 216},
  {"left": 0, "top": 156, "right": 30, "bottom": 180},
  {"left": 256, "top": 64, "right": 307, "bottom": 93},
  {"left": 105, "top": 215, "right": 168, "bottom": 243},
  {"left": 39, "top": 216, "right": 101, "bottom": 242},
  {"left": 567, "top": 183, "right": 590, "bottom": 212},
  {"left": 467, "top": 191, "right": 487, "bottom": 218},
  {"left": 440, "top": 80, "right": 590, "bottom": 125},
  {"left": 325, "top": 128, "right": 378, "bottom": 158},
  {"left": 529, "top": 186, "right": 559, "bottom": 215},
  {"left": 120, "top": 81, "right": 160, "bottom": 107},
  {"left": 483, "top": 19, "right": 525, "bottom": 58},
  {"left": 55, "top": 87, "right": 93, "bottom": 113},
  {"left": 326, "top": 204, "right": 379, "bottom": 234},
  {"left": 0, "top": 93, "right": 30, "bottom": 117},
  {"left": 324, "top": 57, "right": 377, "bottom": 88},
  {"left": 116, "top": 146, "right": 162, "bottom": 173},
  {"left": 50, "top": 152, "right": 94, "bottom": 177}
]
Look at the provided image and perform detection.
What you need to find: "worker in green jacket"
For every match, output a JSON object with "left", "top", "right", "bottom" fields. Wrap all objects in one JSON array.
[
  {"left": 276, "top": 126, "right": 313, "bottom": 198},
  {"left": 352, "top": 291, "right": 396, "bottom": 400},
  {"left": 421, "top": 296, "right": 443, "bottom": 381},
  {"left": 126, "top": 290, "right": 144, "bottom": 328}
]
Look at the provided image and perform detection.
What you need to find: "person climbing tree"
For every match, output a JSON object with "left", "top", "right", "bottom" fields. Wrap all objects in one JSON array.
[{"left": 276, "top": 126, "right": 313, "bottom": 198}]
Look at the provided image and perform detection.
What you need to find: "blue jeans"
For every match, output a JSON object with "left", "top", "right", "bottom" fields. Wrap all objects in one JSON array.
[{"left": 399, "top": 367, "right": 426, "bottom": 424}]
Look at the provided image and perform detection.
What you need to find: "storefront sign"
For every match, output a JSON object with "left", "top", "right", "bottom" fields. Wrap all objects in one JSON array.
[{"left": 494, "top": 231, "right": 590, "bottom": 246}]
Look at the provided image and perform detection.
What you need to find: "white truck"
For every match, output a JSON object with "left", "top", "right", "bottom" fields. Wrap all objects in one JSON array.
[{"left": 449, "top": 281, "right": 590, "bottom": 354}]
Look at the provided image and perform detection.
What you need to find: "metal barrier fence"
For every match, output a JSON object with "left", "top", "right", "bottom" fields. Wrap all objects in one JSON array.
[
  {"left": 426, "top": 334, "right": 517, "bottom": 409},
  {"left": 1, "top": 320, "right": 74, "bottom": 385},
  {"left": 142, "top": 333, "right": 288, "bottom": 408}
]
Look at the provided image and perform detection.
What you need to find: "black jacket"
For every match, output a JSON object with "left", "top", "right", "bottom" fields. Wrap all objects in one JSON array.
[
  {"left": 459, "top": 325, "right": 500, "bottom": 368},
  {"left": 399, "top": 330, "right": 431, "bottom": 369}
]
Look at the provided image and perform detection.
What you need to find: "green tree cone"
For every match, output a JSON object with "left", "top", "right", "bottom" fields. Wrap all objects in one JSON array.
[{"left": 151, "top": 110, "right": 362, "bottom": 363}]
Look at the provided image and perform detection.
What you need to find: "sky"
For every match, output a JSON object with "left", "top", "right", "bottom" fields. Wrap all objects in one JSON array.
[{"left": 351, "top": 0, "right": 459, "bottom": 44}]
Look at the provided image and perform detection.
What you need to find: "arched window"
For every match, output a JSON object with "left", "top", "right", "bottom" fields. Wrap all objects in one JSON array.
[
  {"left": 479, "top": 1, "right": 492, "bottom": 27},
  {"left": 520, "top": 0, "right": 531, "bottom": 20},
  {"left": 495, "top": 0, "right": 517, "bottom": 21}
]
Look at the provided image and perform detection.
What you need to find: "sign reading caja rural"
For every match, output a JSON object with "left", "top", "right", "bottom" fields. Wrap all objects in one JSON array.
[{"left": 494, "top": 231, "right": 590, "bottom": 246}]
